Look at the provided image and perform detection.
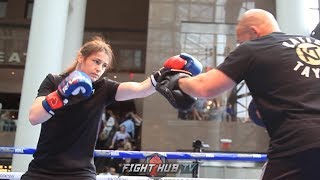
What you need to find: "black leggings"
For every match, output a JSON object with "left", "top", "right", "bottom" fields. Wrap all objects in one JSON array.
[{"left": 262, "top": 148, "right": 320, "bottom": 180}]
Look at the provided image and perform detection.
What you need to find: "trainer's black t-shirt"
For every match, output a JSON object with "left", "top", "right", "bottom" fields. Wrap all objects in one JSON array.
[
  {"left": 217, "top": 32, "right": 320, "bottom": 159},
  {"left": 24, "top": 74, "right": 119, "bottom": 179}
]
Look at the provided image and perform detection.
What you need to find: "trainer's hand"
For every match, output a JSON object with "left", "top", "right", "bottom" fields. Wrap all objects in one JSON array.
[
  {"left": 155, "top": 69, "right": 197, "bottom": 111},
  {"left": 42, "top": 70, "right": 93, "bottom": 115},
  {"left": 248, "top": 100, "right": 265, "bottom": 128}
]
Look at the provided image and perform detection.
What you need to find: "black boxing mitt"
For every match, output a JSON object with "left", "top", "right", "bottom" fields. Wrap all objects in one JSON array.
[{"left": 155, "top": 69, "right": 196, "bottom": 111}]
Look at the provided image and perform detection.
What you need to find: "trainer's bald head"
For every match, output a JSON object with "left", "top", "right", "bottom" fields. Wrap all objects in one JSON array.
[{"left": 236, "top": 9, "right": 281, "bottom": 44}]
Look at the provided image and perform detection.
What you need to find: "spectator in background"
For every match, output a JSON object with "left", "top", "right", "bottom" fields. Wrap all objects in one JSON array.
[
  {"left": 98, "top": 111, "right": 108, "bottom": 142},
  {"left": 0, "top": 101, "right": 2, "bottom": 114},
  {"left": 99, "top": 166, "right": 117, "bottom": 176},
  {"left": 109, "top": 125, "right": 130, "bottom": 149},
  {"left": 225, "top": 103, "right": 235, "bottom": 122},
  {"left": 120, "top": 112, "right": 135, "bottom": 138},
  {"left": 194, "top": 98, "right": 208, "bottom": 120},
  {"left": 123, "top": 137, "right": 133, "bottom": 151},
  {"left": 100, "top": 110, "right": 117, "bottom": 140},
  {"left": 191, "top": 99, "right": 206, "bottom": 120},
  {"left": 116, "top": 137, "right": 132, "bottom": 151},
  {"left": 178, "top": 110, "right": 189, "bottom": 120},
  {"left": 130, "top": 112, "right": 143, "bottom": 126}
]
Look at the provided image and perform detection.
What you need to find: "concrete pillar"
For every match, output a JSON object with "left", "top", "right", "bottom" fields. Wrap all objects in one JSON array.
[
  {"left": 62, "top": 0, "right": 87, "bottom": 71},
  {"left": 276, "top": 0, "right": 309, "bottom": 35},
  {"left": 12, "top": 0, "right": 69, "bottom": 172}
]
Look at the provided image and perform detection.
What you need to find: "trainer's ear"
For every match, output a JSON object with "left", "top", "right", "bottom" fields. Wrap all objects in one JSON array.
[{"left": 249, "top": 26, "right": 260, "bottom": 38}]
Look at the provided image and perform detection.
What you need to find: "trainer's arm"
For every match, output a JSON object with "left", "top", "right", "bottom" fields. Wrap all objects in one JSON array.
[
  {"left": 115, "top": 78, "right": 156, "bottom": 101},
  {"left": 29, "top": 96, "right": 52, "bottom": 125},
  {"left": 178, "top": 69, "right": 236, "bottom": 98}
]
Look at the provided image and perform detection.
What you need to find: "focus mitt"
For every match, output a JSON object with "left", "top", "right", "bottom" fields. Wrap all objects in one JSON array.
[{"left": 155, "top": 69, "right": 196, "bottom": 111}]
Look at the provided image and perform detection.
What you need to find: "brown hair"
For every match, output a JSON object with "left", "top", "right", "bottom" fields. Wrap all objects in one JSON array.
[{"left": 63, "top": 36, "right": 114, "bottom": 74}]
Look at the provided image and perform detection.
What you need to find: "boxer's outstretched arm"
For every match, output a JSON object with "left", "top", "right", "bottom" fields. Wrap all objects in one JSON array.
[
  {"left": 115, "top": 52, "right": 202, "bottom": 101},
  {"left": 178, "top": 69, "right": 236, "bottom": 98},
  {"left": 115, "top": 78, "right": 156, "bottom": 101}
]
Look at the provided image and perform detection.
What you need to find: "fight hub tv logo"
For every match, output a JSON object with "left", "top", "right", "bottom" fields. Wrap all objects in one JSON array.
[{"left": 121, "top": 153, "right": 200, "bottom": 178}]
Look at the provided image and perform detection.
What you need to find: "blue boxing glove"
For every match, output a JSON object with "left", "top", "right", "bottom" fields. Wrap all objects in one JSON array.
[
  {"left": 42, "top": 70, "right": 93, "bottom": 115},
  {"left": 179, "top": 53, "right": 203, "bottom": 76},
  {"left": 163, "top": 53, "right": 203, "bottom": 76},
  {"left": 248, "top": 100, "right": 266, "bottom": 128},
  {"left": 151, "top": 53, "right": 203, "bottom": 87}
]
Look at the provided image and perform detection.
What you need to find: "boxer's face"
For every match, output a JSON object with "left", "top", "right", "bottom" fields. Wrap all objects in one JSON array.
[{"left": 78, "top": 51, "right": 109, "bottom": 82}]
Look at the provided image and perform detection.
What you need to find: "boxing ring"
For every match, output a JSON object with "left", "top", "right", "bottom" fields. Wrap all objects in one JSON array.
[{"left": 0, "top": 146, "right": 267, "bottom": 180}]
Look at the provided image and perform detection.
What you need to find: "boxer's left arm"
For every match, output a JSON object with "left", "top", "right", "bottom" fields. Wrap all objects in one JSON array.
[
  {"left": 115, "top": 78, "right": 155, "bottom": 101},
  {"left": 115, "top": 53, "right": 202, "bottom": 101},
  {"left": 178, "top": 69, "right": 236, "bottom": 98},
  {"left": 114, "top": 69, "right": 186, "bottom": 101}
]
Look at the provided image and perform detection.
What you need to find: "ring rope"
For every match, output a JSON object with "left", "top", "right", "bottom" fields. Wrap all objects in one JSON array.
[{"left": 0, "top": 146, "right": 267, "bottom": 161}]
